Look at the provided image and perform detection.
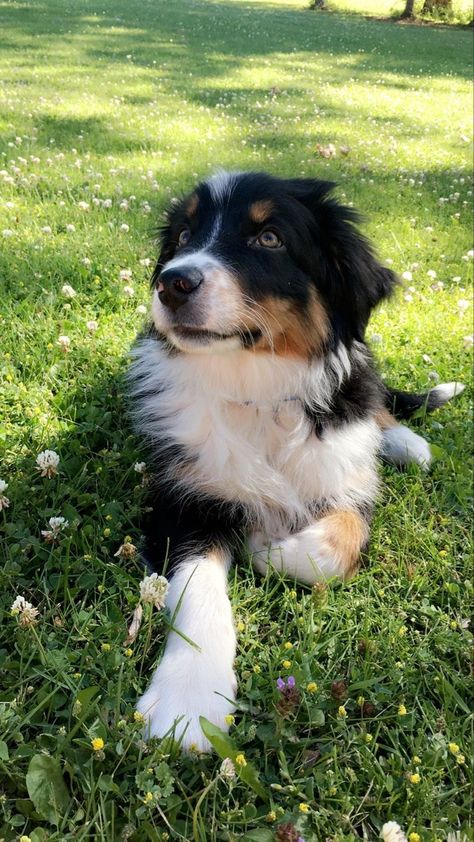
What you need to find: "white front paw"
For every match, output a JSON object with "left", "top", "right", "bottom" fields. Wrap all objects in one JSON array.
[{"left": 137, "top": 654, "right": 237, "bottom": 752}]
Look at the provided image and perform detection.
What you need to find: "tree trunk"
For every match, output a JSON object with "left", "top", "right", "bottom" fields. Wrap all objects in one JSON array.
[{"left": 400, "top": 0, "right": 416, "bottom": 17}]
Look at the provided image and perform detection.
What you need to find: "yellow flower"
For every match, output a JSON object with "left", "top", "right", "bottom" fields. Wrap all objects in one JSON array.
[
  {"left": 365, "top": 733, "right": 373, "bottom": 743},
  {"left": 398, "top": 704, "right": 407, "bottom": 716},
  {"left": 124, "top": 648, "right": 133, "bottom": 658},
  {"left": 253, "top": 664, "right": 261, "bottom": 674},
  {"left": 20, "top": 837, "right": 32, "bottom": 842},
  {"left": 73, "top": 672, "right": 82, "bottom": 679},
  {"left": 306, "top": 682, "right": 318, "bottom": 694},
  {"left": 409, "top": 773, "right": 421, "bottom": 784},
  {"left": 143, "top": 791, "right": 154, "bottom": 803},
  {"left": 450, "top": 620, "right": 457, "bottom": 630},
  {"left": 101, "top": 643, "right": 111, "bottom": 653},
  {"left": 283, "top": 642, "right": 293, "bottom": 650},
  {"left": 289, "top": 589, "right": 297, "bottom": 598},
  {"left": 439, "top": 549, "right": 448, "bottom": 557},
  {"left": 409, "top": 834, "right": 421, "bottom": 842},
  {"left": 299, "top": 802, "right": 310, "bottom": 813},
  {"left": 413, "top": 755, "right": 421, "bottom": 764},
  {"left": 133, "top": 711, "right": 145, "bottom": 724},
  {"left": 282, "top": 660, "right": 292, "bottom": 669},
  {"left": 456, "top": 754, "right": 465, "bottom": 765},
  {"left": 338, "top": 705, "right": 347, "bottom": 718},
  {"left": 328, "top": 786, "right": 337, "bottom": 795},
  {"left": 91, "top": 737, "right": 104, "bottom": 751},
  {"left": 103, "top": 528, "right": 111, "bottom": 537},
  {"left": 398, "top": 625, "right": 408, "bottom": 637},
  {"left": 224, "top": 714, "right": 235, "bottom": 726},
  {"left": 236, "top": 621, "right": 245, "bottom": 632},
  {"left": 448, "top": 742, "right": 460, "bottom": 755},
  {"left": 266, "top": 811, "right": 276, "bottom": 822},
  {"left": 357, "top": 696, "right": 365, "bottom": 706},
  {"left": 235, "top": 753, "right": 247, "bottom": 767}
]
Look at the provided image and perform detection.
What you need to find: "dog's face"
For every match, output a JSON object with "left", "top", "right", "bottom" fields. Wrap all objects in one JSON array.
[{"left": 151, "top": 171, "right": 395, "bottom": 356}]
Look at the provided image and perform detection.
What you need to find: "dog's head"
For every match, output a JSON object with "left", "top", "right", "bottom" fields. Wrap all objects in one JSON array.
[{"left": 151, "top": 171, "right": 396, "bottom": 356}]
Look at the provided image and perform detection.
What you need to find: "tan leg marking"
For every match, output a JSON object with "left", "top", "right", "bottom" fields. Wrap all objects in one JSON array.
[
  {"left": 320, "top": 510, "right": 369, "bottom": 580},
  {"left": 375, "top": 407, "right": 398, "bottom": 430}
]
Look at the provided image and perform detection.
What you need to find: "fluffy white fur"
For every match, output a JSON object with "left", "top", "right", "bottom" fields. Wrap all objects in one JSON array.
[
  {"left": 136, "top": 551, "right": 236, "bottom": 752},
  {"left": 381, "top": 424, "right": 433, "bottom": 469},
  {"left": 131, "top": 338, "right": 381, "bottom": 535},
  {"left": 249, "top": 514, "right": 368, "bottom": 584}
]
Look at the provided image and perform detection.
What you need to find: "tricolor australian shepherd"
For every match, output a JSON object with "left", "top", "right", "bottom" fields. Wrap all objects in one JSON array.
[{"left": 128, "top": 170, "right": 463, "bottom": 751}]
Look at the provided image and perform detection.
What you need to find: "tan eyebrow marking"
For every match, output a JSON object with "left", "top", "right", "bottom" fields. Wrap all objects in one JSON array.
[
  {"left": 185, "top": 193, "right": 199, "bottom": 217},
  {"left": 249, "top": 199, "right": 274, "bottom": 224}
]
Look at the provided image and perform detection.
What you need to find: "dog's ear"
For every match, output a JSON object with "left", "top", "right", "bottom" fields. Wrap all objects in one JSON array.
[{"left": 284, "top": 178, "right": 397, "bottom": 343}]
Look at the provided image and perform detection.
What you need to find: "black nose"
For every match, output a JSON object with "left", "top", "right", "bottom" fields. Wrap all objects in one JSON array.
[{"left": 157, "top": 266, "right": 204, "bottom": 312}]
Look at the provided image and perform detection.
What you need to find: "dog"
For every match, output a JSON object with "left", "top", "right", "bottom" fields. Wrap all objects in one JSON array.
[{"left": 128, "top": 170, "right": 463, "bottom": 751}]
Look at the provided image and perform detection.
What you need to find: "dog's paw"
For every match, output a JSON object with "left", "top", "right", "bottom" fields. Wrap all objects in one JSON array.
[{"left": 136, "top": 654, "right": 237, "bottom": 752}]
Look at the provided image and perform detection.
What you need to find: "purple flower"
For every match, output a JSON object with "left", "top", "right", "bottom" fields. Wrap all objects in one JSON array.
[
  {"left": 297, "top": 837, "right": 305, "bottom": 842},
  {"left": 287, "top": 676, "right": 296, "bottom": 688},
  {"left": 277, "top": 677, "right": 286, "bottom": 691}
]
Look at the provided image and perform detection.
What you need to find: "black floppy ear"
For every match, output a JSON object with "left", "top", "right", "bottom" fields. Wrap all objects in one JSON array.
[{"left": 284, "top": 178, "right": 397, "bottom": 343}]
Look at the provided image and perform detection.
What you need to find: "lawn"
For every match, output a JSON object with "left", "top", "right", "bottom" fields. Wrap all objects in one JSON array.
[{"left": 0, "top": 0, "right": 472, "bottom": 839}]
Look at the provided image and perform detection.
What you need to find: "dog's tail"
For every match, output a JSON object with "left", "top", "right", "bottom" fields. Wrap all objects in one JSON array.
[{"left": 383, "top": 382, "right": 465, "bottom": 420}]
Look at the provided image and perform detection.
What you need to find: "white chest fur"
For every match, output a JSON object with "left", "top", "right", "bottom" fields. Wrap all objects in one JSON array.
[{"left": 131, "top": 339, "right": 381, "bottom": 533}]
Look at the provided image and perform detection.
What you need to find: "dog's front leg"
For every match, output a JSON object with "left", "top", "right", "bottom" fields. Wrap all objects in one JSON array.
[
  {"left": 137, "top": 546, "right": 236, "bottom": 752},
  {"left": 249, "top": 510, "right": 369, "bottom": 585}
]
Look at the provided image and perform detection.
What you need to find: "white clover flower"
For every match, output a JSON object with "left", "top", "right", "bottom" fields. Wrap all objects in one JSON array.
[
  {"left": 66, "top": 223, "right": 75, "bottom": 233},
  {"left": 41, "top": 516, "right": 69, "bottom": 542},
  {"left": 123, "top": 286, "right": 134, "bottom": 298},
  {"left": 427, "top": 269, "right": 437, "bottom": 279},
  {"left": 120, "top": 223, "right": 130, "bottom": 232},
  {"left": 0, "top": 479, "right": 10, "bottom": 511},
  {"left": 103, "top": 198, "right": 112, "bottom": 209},
  {"left": 135, "top": 304, "right": 147, "bottom": 315},
  {"left": 11, "top": 595, "right": 40, "bottom": 627},
  {"left": 463, "top": 334, "right": 473, "bottom": 348},
  {"left": 36, "top": 450, "right": 60, "bottom": 478},
  {"left": 3, "top": 229, "right": 14, "bottom": 237},
  {"left": 86, "top": 320, "right": 98, "bottom": 332},
  {"left": 458, "top": 299, "right": 470, "bottom": 312},
  {"left": 61, "top": 283, "right": 76, "bottom": 298},
  {"left": 401, "top": 271, "right": 413, "bottom": 282},
  {"left": 403, "top": 293, "right": 413, "bottom": 303},
  {"left": 82, "top": 257, "right": 91, "bottom": 267},
  {"left": 134, "top": 462, "right": 146, "bottom": 474},
  {"left": 57, "top": 335, "right": 71, "bottom": 351},
  {"left": 41, "top": 225, "right": 52, "bottom": 234},
  {"left": 119, "top": 269, "right": 132, "bottom": 281},
  {"left": 139, "top": 258, "right": 151, "bottom": 267},
  {"left": 77, "top": 201, "right": 90, "bottom": 211},
  {"left": 380, "top": 822, "right": 407, "bottom": 842},
  {"left": 139, "top": 573, "right": 169, "bottom": 610},
  {"left": 220, "top": 757, "right": 236, "bottom": 779},
  {"left": 467, "top": 249, "right": 474, "bottom": 259}
]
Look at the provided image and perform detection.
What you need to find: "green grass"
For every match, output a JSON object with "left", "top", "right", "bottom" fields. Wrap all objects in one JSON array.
[{"left": 0, "top": 0, "right": 472, "bottom": 839}]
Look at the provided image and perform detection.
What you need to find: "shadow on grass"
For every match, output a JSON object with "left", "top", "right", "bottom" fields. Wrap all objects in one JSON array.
[{"left": 1, "top": 0, "right": 472, "bottom": 84}]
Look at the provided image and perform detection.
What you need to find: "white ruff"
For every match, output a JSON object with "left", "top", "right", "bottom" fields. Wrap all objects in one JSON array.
[
  {"left": 129, "top": 338, "right": 381, "bottom": 534},
  {"left": 136, "top": 551, "right": 236, "bottom": 751}
]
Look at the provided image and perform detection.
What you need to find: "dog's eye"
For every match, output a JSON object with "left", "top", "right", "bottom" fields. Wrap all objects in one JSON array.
[
  {"left": 177, "top": 227, "right": 191, "bottom": 247},
  {"left": 256, "top": 230, "right": 282, "bottom": 249}
]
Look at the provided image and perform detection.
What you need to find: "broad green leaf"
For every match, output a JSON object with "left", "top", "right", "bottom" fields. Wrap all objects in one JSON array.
[
  {"left": 243, "top": 831, "right": 274, "bottom": 842},
  {"left": 199, "top": 717, "right": 268, "bottom": 801},
  {"left": 26, "top": 754, "right": 70, "bottom": 825},
  {"left": 0, "top": 740, "right": 9, "bottom": 760}
]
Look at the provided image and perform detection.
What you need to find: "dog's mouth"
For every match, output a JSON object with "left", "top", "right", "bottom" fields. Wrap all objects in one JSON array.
[{"left": 169, "top": 325, "right": 262, "bottom": 348}]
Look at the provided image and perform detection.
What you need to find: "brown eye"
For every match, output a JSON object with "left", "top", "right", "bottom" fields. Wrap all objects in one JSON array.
[
  {"left": 257, "top": 230, "right": 282, "bottom": 249},
  {"left": 178, "top": 227, "right": 191, "bottom": 247}
]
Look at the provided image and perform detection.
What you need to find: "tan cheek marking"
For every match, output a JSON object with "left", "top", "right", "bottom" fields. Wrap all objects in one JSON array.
[
  {"left": 320, "top": 510, "right": 369, "bottom": 580},
  {"left": 185, "top": 193, "right": 199, "bottom": 217},
  {"left": 249, "top": 199, "right": 274, "bottom": 224},
  {"left": 375, "top": 407, "right": 398, "bottom": 430},
  {"left": 251, "top": 290, "right": 329, "bottom": 359}
]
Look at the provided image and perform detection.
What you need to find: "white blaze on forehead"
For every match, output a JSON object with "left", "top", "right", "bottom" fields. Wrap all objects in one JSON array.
[
  {"left": 162, "top": 249, "right": 223, "bottom": 275},
  {"left": 207, "top": 170, "right": 242, "bottom": 204}
]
